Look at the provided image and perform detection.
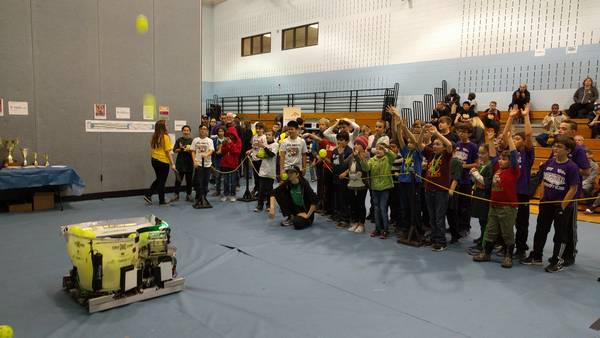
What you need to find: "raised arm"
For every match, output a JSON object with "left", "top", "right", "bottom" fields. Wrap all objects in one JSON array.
[
  {"left": 501, "top": 105, "right": 519, "bottom": 139},
  {"left": 486, "top": 129, "right": 497, "bottom": 158},
  {"left": 522, "top": 103, "right": 533, "bottom": 148},
  {"left": 428, "top": 124, "right": 453, "bottom": 153}
]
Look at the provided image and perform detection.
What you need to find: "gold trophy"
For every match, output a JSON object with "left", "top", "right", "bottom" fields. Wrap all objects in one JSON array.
[
  {"left": 2, "top": 138, "right": 20, "bottom": 167},
  {"left": 33, "top": 152, "right": 39, "bottom": 166},
  {"left": 21, "top": 147, "right": 29, "bottom": 166},
  {"left": 44, "top": 154, "right": 50, "bottom": 167}
]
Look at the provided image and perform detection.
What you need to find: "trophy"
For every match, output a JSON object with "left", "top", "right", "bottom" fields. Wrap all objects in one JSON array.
[
  {"left": 33, "top": 152, "right": 39, "bottom": 166},
  {"left": 21, "top": 148, "right": 29, "bottom": 166},
  {"left": 2, "top": 138, "right": 19, "bottom": 167},
  {"left": 44, "top": 154, "right": 50, "bottom": 167}
]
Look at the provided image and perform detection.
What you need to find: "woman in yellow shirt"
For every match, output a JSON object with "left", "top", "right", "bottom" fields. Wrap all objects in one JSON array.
[{"left": 144, "top": 120, "right": 177, "bottom": 205}]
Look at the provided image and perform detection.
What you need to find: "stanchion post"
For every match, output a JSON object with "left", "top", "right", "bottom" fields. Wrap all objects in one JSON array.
[{"left": 239, "top": 157, "right": 257, "bottom": 202}]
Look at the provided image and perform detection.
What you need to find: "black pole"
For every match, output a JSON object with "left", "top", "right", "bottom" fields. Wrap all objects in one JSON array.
[{"left": 240, "top": 157, "right": 256, "bottom": 202}]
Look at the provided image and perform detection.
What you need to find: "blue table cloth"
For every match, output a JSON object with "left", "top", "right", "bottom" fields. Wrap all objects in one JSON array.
[{"left": 0, "top": 166, "right": 85, "bottom": 196}]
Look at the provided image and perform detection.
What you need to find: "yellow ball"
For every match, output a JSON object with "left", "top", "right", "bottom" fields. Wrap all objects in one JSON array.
[
  {"left": 281, "top": 173, "right": 288, "bottom": 181},
  {"left": 0, "top": 325, "right": 14, "bottom": 338},
  {"left": 279, "top": 132, "right": 286, "bottom": 141},
  {"left": 136, "top": 14, "right": 149, "bottom": 34},
  {"left": 319, "top": 149, "right": 327, "bottom": 158},
  {"left": 257, "top": 148, "right": 265, "bottom": 158}
]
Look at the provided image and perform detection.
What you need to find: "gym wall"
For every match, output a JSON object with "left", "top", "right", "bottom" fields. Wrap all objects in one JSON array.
[
  {"left": 0, "top": 0, "right": 202, "bottom": 194},
  {"left": 202, "top": 0, "right": 600, "bottom": 110}
]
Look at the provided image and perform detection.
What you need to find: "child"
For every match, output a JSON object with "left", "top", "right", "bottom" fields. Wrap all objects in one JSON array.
[
  {"left": 360, "top": 141, "right": 396, "bottom": 239},
  {"left": 220, "top": 127, "right": 242, "bottom": 202},
  {"left": 582, "top": 149, "right": 598, "bottom": 204},
  {"left": 211, "top": 127, "right": 226, "bottom": 196},
  {"left": 388, "top": 140, "right": 403, "bottom": 231},
  {"left": 588, "top": 103, "right": 600, "bottom": 139},
  {"left": 468, "top": 129, "right": 497, "bottom": 254},
  {"left": 191, "top": 125, "right": 214, "bottom": 209},
  {"left": 247, "top": 122, "right": 267, "bottom": 195},
  {"left": 436, "top": 116, "right": 459, "bottom": 144},
  {"left": 423, "top": 124, "right": 454, "bottom": 251},
  {"left": 452, "top": 122, "right": 479, "bottom": 241},
  {"left": 367, "top": 120, "right": 390, "bottom": 156},
  {"left": 483, "top": 101, "right": 501, "bottom": 133},
  {"left": 268, "top": 165, "right": 318, "bottom": 230},
  {"left": 522, "top": 136, "right": 579, "bottom": 272},
  {"left": 472, "top": 132, "right": 520, "bottom": 268},
  {"left": 501, "top": 104, "right": 535, "bottom": 259},
  {"left": 396, "top": 119, "right": 425, "bottom": 240},
  {"left": 331, "top": 132, "right": 353, "bottom": 228},
  {"left": 341, "top": 135, "right": 370, "bottom": 233},
  {"left": 170, "top": 125, "right": 194, "bottom": 202},
  {"left": 536, "top": 104, "right": 565, "bottom": 146},
  {"left": 255, "top": 130, "right": 279, "bottom": 212},
  {"left": 279, "top": 120, "right": 308, "bottom": 176}
]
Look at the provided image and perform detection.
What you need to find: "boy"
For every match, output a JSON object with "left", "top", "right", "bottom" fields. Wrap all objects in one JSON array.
[
  {"left": 396, "top": 119, "right": 425, "bottom": 240},
  {"left": 536, "top": 104, "right": 565, "bottom": 147},
  {"left": 522, "top": 136, "right": 579, "bottom": 272},
  {"left": 255, "top": 130, "right": 279, "bottom": 212},
  {"left": 191, "top": 125, "right": 214, "bottom": 209},
  {"left": 279, "top": 120, "right": 308, "bottom": 177},
  {"left": 472, "top": 132, "right": 520, "bottom": 268},
  {"left": 331, "top": 132, "right": 353, "bottom": 227},
  {"left": 483, "top": 101, "right": 501, "bottom": 133},
  {"left": 501, "top": 104, "right": 534, "bottom": 259},
  {"left": 170, "top": 125, "right": 194, "bottom": 202},
  {"left": 436, "top": 116, "right": 459, "bottom": 144},
  {"left": 423, "top": 124, "right": 454, "bottom": 251},
  {"left": 247, "top": 122, "right": 267, "bottom": 195},
  {"left": 268, "top": 165, "right": 318, "bottom": 230},
  {"left": 211, "top": 127, "right": 226, "bottom": 196},
  {"left": 324, "top": 118, "right": 361, "bottom": 146},
  {"left": 452, "top": 122, "right": 479, "bottom": 241}
]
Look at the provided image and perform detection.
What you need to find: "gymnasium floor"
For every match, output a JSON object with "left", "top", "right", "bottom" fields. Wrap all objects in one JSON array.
[{"left": 1, "top": 183, "right": 600, "bottom": 338}]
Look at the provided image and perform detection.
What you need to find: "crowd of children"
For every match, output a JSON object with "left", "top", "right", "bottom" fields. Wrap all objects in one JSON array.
[{"left": 150, "top": 95, "right": 600, "bottom": 275}]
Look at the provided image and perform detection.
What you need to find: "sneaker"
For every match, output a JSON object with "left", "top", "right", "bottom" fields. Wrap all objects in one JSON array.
[
  {"left": 520, "top": 253, "right": 543, "bottom": 266},
  {"left": 347, "top": 224, "right": 358, "bottom": 232},
  {"left": 143, "top": 195, "right": 152, "bottom": 205},
  {"left": 280, "top": 217, "right": 292, "bottom": 227},
  {"left": 585, "top": 208, "right": 594, "bottom": 215},
  {"left": 501, "top": 255, "right": 513, "bottom": 268},
  {"left": 562, "top": 257, "right": 575, "bottom": 267},
  {"left": 472, "top": 252, "right": 491, "bottom": 262},
  {"left": 204, "top": 199, "right": 213, "bottom": 208},
  {"left": 168, "top": 195, "right": 179, "bottom": 203},
  {"left": 370, "top": 230, "right": 381, "bottom": 237},
  {"left": 513, "top": 250, "right": 527, "bottom": 261},
  {"left": 354, "top": 224, "right": 365, "bottom": 233},
  {"left": 431, "top": 243, "right": 447, "bottom": 252},
  {"left": 220, "top": 196, "right": 227, "bottom": 202},
  {"left": 380, "top": 231, "right": 388, "bottom": 240},
  {"left": 229, "top": 196, "right": 236, "bottom": 202},
  {"left": 545, "top": 258, "right": 565, "bottom": 273}
]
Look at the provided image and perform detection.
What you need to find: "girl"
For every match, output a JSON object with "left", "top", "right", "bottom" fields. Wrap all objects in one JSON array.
[
  {"left": 170, "top": 125, "right": 194, "bottom": 202},
  {"left": 145, "top": 120, "right": 176, "bottom": 206},
  {"left": 220, "top": 127, "right": 242, "bottom": 202},
  {"left": 341, "top": 135, "right": 370, "bottom": 233},
  {"left": 360, "top": 141, "right": 396, "bottom": 239}
]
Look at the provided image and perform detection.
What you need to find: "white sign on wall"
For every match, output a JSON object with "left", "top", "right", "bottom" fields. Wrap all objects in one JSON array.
[
  {"left": 8, "top": 101, "right": 28, "bottom": 115},
  {"left": 115, "top": 107, "right": 131, "bottom": 119}
]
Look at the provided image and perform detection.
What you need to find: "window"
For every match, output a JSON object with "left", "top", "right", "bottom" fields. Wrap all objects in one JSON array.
[
  {"left": 241, "top": 32, "right": 271, "bottom": 57},
  {"left": 282, "top": 23, "right": 318, "bottom": 50}
]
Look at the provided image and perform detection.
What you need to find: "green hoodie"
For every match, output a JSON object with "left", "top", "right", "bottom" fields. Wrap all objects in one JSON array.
[{"left": 362, "top": 151, "right": 396, "bottom": 191}]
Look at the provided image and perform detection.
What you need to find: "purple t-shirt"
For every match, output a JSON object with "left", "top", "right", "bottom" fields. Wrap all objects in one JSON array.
[
  {"left": 516, "top": 147, "right": 534, "bottom": 195},
  {"left": 548, "top": 144, "right": 590, "bottom": 196},
  {"left": 542, "top": 158, "right": 580, "bottom": 208},
  {"left": 454, "top": 141, "right": 479, "bottom": 185}
]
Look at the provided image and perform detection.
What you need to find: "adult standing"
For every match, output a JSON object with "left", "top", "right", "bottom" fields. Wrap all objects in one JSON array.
[
  {"left": 145, "top": 120, "right": 177, "bottom": 206},
  {"left": 510, "top": 83, "right": 531, "bottom": 110}
]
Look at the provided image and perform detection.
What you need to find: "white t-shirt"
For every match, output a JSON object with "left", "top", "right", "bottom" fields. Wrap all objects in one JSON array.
[
  {"left": 250, "top": 134, "right": 267, "bottom": 161},
  {"left": 191, "top": 136, "right": 214, "bottom": 168},
  {"left": 259, "top": 141, "right": 279, "bottom": 178},
  {"left": 280, "top": 136, "right": 308, "bottom": 169}
]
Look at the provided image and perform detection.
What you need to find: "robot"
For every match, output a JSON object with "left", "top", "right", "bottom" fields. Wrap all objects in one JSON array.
[{"left": 61, "top": 215, "right": 184, "bottom": 313}]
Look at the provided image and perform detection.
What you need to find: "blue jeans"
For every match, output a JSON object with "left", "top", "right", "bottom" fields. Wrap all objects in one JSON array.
[
  {"left": 425, "top": 189, "right": 449, "bottom": 245},
  {"left": 371, "top": 189, "right": 390, "bottom": 232},
  {"left": 223, "top": 170, "right": 238, "bottom": 196}
]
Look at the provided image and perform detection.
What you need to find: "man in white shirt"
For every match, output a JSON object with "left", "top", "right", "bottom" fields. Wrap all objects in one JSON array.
[{"left": 191, "top": 125, "right": 214, "bottom": 208}]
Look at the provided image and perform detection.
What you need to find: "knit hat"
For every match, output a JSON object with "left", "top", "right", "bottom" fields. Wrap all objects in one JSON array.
[{"left": 354, "top": 135, "right": 368, "bottom": 149}]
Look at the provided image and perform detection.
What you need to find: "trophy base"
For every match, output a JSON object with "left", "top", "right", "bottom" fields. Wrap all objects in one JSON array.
[{"left": 3, "top": 159, "right": 20, "bottom": 168}]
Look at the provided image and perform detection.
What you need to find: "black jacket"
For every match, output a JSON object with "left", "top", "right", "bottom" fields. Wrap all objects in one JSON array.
[{"left": 273, "top": 177, "right": 318, "bottom": 211}]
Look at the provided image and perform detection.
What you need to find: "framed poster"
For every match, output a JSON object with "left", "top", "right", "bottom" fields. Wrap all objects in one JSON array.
[{"left": 94, "top": 104, "right": 107, "bottom": 119}]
